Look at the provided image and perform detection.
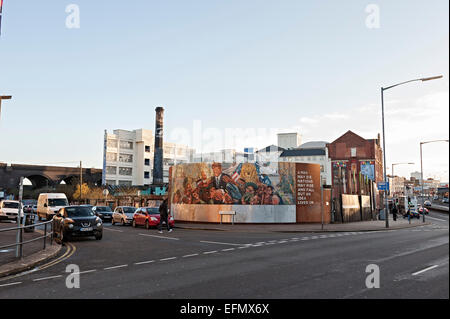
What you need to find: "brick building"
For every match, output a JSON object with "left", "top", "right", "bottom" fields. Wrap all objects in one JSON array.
[{"left": 326, "top": 131, "right": 383, "bottom": 197}]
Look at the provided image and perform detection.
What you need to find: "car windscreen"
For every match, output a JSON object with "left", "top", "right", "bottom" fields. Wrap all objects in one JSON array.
[
  {"left": 96, "top": 206, "right": 112, "bottom": 212},
  {"left": 145, "top": 208, "right": 159, "bottom": 215},
  {"left": 66, "top": 207, "right": 95, "bottom": 217},
  {"left": 3, "top": 202, "right": 19, "bottom": 209},
  {"left": 123, "top": 207, "right": 136, "bottom": 216},
  {"left": 48, "top": 198, "right": 68, "bottom": 207}
]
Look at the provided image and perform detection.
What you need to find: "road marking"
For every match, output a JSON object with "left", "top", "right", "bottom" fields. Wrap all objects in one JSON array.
[
  {"left": 301, "top": 237, "right": 310, "bottom": 240},
  {"left": 238, "top": 246, "right": 250, "bottom": 249},
  {"left": 203, "top": 250, "right": 218, "bottom": 254},
  {"left": 412, "top": 265, "right": 439, "bottom": 276},
  {"left": 104, "top": 228, "right": 123, "bottom": 232},
  {"left": 278, "top": 241, "right": 288, "bottom": 243},
  {"left": 160, "top": 257, "right": 177, "bottom": 261},
  {"left": 182, "top": 253, "right": 199, "bottom": 258},
  {"left": 0, "top": 281, "right": 22, "bottom": 288},
  {"left": 72, "top": 269, "right": 97, "bottom": 275},
  {"left": 38, "top": 242, "right": 76, "bottom": 271},
  {"left": 33, "top": 275, "right": 62, "bottom": 282},
  {"left": 139, "top": 233, "right": 179, "bottom": 240},
  {"left": 221, "top": 248, "right": 235, "bottom": 252},
  {"left": 104, "top": 264, "right": 128, "bottom": 270},
  {"left": 426, "top": 216, "right": 447, "bottom": 222},
  {"left": 134, "top": 260, "right": 155, "bottom": 265},
  {"left": 200, "top": 240, "right": 244, "bottom": 246}
]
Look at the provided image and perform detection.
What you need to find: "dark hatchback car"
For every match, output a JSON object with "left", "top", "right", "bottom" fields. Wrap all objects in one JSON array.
[
  {"left": 92, "top": 206, "right": 113, "bottom": 222},
  {"left": 53, "top": 206, "right": 103, "bottom": 242}
]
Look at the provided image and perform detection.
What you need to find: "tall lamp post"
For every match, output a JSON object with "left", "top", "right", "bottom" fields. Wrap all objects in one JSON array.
[
  {"left": 0, "top": 95, "right": 12, "bottom": 120},
  {"left": 381, "top": 75, "right": 442, "bottom": 228},
  {"left": 391, "top": 162, "right": 414, "bottom": 196},
  {"left": 420, "top": 140, "right": 449, "bottom": 223}
]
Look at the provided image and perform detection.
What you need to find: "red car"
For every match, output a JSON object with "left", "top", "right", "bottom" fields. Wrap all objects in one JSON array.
[
  {"left": 132, "top": 207, "right": 175, "bottom": 229},
  {"left": 418, "top": 205, "right": 429, "bottom": 215}
]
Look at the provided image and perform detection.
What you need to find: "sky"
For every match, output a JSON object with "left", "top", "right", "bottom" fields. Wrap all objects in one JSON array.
[{"left": 0, "top": 0, "right": 449, "bottom": 181}]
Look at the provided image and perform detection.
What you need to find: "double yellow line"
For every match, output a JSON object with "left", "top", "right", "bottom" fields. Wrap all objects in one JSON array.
[{"left": 38, "top": 242, "right": 77, "bottom": 271}]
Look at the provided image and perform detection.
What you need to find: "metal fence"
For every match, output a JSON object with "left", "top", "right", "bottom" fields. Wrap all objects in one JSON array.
[{"left": 0, "top": 215, "right": 53, "bottom": 258}]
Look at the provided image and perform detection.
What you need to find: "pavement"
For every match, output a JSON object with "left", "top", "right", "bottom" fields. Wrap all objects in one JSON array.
[
  {"left": 174, "top": 217, "right": 430, "bottom": 232},
  {"left": 0, "top": 209, "right": 446, "bottom": 299},
  {"left": 0, "top": 221, "right": 62, "bottom": 278}
]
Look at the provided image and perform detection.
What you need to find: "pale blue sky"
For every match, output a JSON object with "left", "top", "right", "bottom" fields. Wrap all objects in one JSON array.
[{"left": 0, "top": 1, "right": 449, "bottom": 180}]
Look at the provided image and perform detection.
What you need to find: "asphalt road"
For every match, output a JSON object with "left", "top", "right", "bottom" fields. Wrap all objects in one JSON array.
[{"left": 0, "top": 210, "right": 448, "bottom": 299}]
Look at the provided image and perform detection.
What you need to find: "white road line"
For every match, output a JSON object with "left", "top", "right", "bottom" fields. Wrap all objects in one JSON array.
[
  {"left": 182, "top": 253, "right": 199, "bottom": 258},
  {"left": 72, "top": 270, "right": 97, "bottom": 275},
  {"left": 0, "top": 282, "right": 22, "bottom": 288},
  {"left": 33, "top": 275, "right": 63, "bottom": 282},
  {"left": 139, "top": 233, "right": 179, "bottom": 240},
  {"left": 426, "top": 216, "right": 447, "bottom": 222},
  {"left": 160, "top": 257, "right": 177, "bottom": 261},
  {"left": 200, "top": 240, "right": 245, "bottom": 246},
  {"left": 221, "top": 248, "right": 235, "bottom": 252},
  {"left": 238, "top": 246, "right": 249, "bottom": 249},
  {"left": 301, "top": 237, "right": 310, "bottom": 240},
  {"left": 203, "top": 250, "right": 218, "bottom": 254},
  {"left": 134, "top": 260, "right": 155, "bottom": 265},
  {"left": 103, "top": 228, "right": 123, "bottom": 232},
  {"left": 278, "top": 241, "right": 288, "bottom": 243},
  {"left": 412, "top": 265, "right": 439, "bottom": 276},
  {"left": 104, "top": 264, "right": 128, "bottom": 270}
]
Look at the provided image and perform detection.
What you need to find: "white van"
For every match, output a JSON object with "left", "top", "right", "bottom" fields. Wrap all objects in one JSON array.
[
  {"left": 37, "top": 193, "right": 69, "bottom": 221},
  {"left": 0, "top": 200, "right": 23, "bottom": 221}
]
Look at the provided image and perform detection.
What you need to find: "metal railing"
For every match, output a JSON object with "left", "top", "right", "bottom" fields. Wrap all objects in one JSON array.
[{"left": 0, "top": 214, "right": 53, "bottom": 258}]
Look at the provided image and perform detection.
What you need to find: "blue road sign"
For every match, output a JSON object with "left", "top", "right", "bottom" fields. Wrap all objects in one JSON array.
[{"left": 377, "top": 181, "right": 389, "bottom": 191}]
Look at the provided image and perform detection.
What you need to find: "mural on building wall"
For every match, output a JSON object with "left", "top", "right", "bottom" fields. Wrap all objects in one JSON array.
[
  {"left": 170, "top": 162, "right": 295, "bottom": 205},
  {"left": 360, "top": 161, "right": 375, "bottom": 180}
]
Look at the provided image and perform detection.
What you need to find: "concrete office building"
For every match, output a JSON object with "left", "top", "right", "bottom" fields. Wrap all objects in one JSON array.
[
  {"left": 277, "top": 132, "right": 302, "bottom": 150},
  {"left": 102, "top": 129, "right": 195, "bottom": 186}
]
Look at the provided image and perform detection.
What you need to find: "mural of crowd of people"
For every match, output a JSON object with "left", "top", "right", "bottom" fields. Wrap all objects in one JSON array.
[{"left": 170, "top": 162, "right": 295, "bottom": 205}]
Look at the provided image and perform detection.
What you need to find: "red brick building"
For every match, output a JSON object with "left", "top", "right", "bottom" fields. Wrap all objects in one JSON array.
[{"left": 326, "top": 131, "right": 383, "bottom": 197}]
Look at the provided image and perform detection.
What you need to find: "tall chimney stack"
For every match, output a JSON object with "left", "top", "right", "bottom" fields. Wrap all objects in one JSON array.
[{"left": 153, "top": 107, "right": 164, "bottom": 185}]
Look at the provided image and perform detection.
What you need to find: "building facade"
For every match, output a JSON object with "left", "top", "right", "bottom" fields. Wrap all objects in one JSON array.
[
  {"left": 327, "top": 131, "right": 383, "bottom": 197},
  {"left": 102, "top": 129, "right": 195, "bottom": 186},
  {"left": 277, "top": 132, "right": 302, "bottom": 150}
]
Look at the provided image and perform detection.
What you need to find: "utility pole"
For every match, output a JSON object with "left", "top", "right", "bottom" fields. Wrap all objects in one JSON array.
[
  {"left": 80, "top": 161, "right": 83, "bottom": 204},
  {"left": 16, "top": 177, "right": 24, "bottom": 258},
  {"left": 0, "top": 95, "right": 12, "bottom": 120}
]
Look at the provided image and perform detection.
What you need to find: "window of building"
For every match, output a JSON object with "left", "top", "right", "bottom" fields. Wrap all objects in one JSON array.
[
  {"left": 120, "top": 140, "right": 133, "bottom": 150},
  {"left": 119, "top": 153, "right": 133, "bottom": 163},
  {"left": 144, "top": 158, "right": 150, "bottom": 166},
  {"left": 351, "top": 147, "right": 357, "bottom": 157},
  {"left": 107, "top": 139, "right": 118, "bottom": 148},
  {"left": 144, "top": 171, "right": 150, "bottom": 179},
  {"left": 106, "top": 166, "right": 117, "bottom": 175},
  {"left": 106, "top": 180, "right": 116, "bottom": 185},
  {"left": 119, "top": 167, "right": 132, "bottom": 176},
  {"left": 118, "top": 180, "right": 132, "bottom": 186},
  {"left": 106, "top": 152, "right": 117, "bottom": 162},
  {"left": 145, "top": 145, "right": 151, "bottom": 152}
]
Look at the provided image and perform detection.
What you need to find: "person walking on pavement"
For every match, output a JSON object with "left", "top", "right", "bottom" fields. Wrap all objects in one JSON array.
[
  {"left": 158, "top": 198, "right": 172, "bottom": 233},
  {"left": 392, "top": 201, "right": 398, "bottom": 221}
]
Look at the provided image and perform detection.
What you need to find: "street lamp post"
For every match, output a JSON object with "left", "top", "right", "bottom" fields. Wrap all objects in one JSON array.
[
  {"left": 381, "top": 75, "right": 442, "bottom": 228},
  {"left": 391, "top": 162, "right": 414, "bottom": 196},
  {"left": 0, "top": 95, "right": 12, "bottom": 120},
  {"left": 420, "top": 140, "right": 449, "bottom": 223}
]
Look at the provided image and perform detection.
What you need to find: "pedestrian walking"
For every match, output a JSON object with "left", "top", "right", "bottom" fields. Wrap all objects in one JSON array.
[
  {"left": 392, "top": 202, "right": 398, "bottom": 221},
  {"left": 158, "top": 198, "right": 172, "bottom": 233}
]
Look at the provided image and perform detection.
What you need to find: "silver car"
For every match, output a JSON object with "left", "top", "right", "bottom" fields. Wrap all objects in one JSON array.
[{"left": 112, "top": 206, "right": 136, "bottom": 226}]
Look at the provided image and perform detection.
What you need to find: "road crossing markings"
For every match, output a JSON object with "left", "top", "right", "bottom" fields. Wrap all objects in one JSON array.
[
  {"left": 0, "top": 281, "right": 22, "bottom": 288},
  {"left": 104, "top": 264, "right": 128, "bottom": 270},
  {"left": 33, "top": 275, "right": 62, "bottom": 282},
  {"left": 200, "top": 240, "right": 245, "bottom": 246},
  {"left": 134, "top": 260, "right": 155, "bottom": 265},
  {"left": 160, "top": 257, "right": 177, "bottom": 261},
  {"left": 412, "top": 265, "right": 439, "bottom": 276},
  {"left": 139, "top": 233, "right": 179, "bottom": 240}
]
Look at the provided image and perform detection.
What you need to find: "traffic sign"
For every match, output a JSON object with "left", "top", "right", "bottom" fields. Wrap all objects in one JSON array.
[{"left": 377, "top": 181, "right": 389, "bottom": 191}]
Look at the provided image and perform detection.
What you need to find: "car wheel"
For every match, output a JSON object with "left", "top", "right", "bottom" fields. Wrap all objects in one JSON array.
[
  {"left": 132, "top": 219, "right": 136, "bottom": 228},
  {"left": 145, "top": 220, "right": 150, "bottom": 230}
]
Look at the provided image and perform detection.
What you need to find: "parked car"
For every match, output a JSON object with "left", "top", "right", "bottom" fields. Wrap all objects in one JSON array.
[
  {"left": 112, "top": 206, "right": 136, "bottom": 226},
  {"left": 0, "top": 200, "right": 23, "bottom": 222},
  {"left": 442, "top": 198, "right": 449, "bottom": 204},
  {"left": 132, "top": 207, "right": 174, "bottom": 229},
  {"left": 37, "top": 193, "right": 69, "bottom": 221},
  {"left": 424, "top": 200, "right": 432, "bottom": 207},
  {"left": 92, "top": 206, "right": 113, "bottom": 222},
  {"left": 52, "top": 206, "right": 103, "bottom": 242}
]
